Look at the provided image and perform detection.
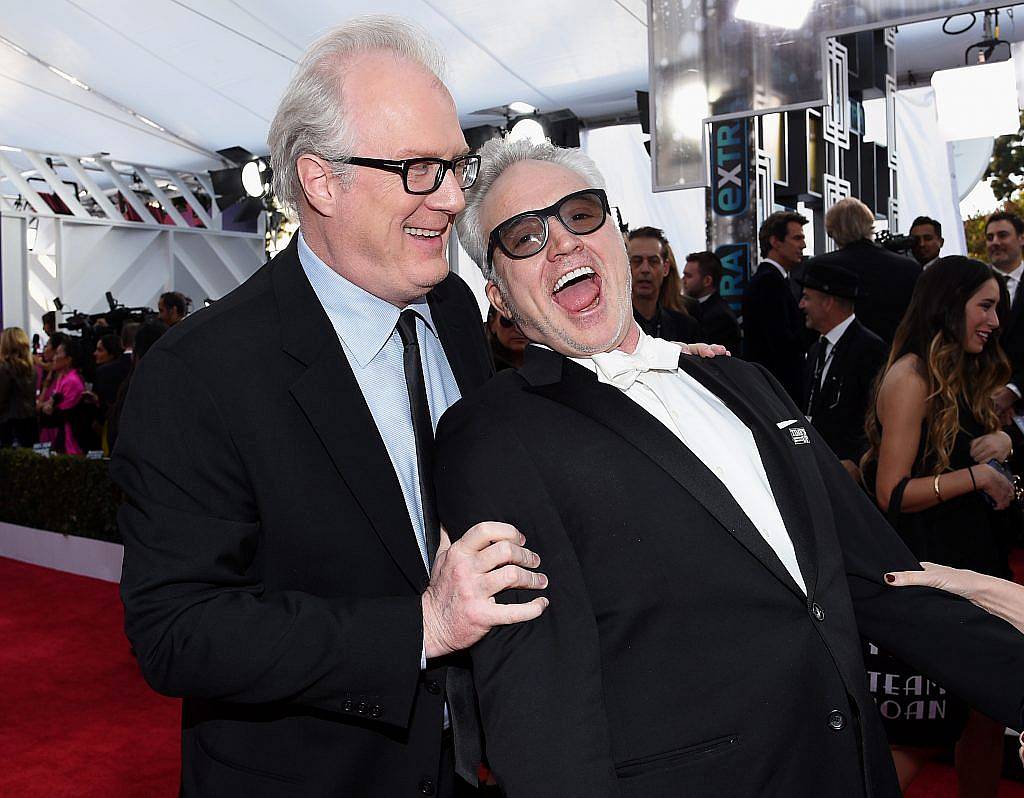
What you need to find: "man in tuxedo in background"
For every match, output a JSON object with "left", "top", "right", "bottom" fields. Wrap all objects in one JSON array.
[
  {"left": 682, "top": 250, "right": 741, "bottom": 354},
  {"left": 909, "top": 216, "right": 943, "bottom": 269},
  {"left": 797, "top": 261, "right": 887, "bottom": 482},
  {"left": 986, "top": 211, "right": 1024, "bottom": 424},
  {"left": 627, "top": 226, "right": 701, "bottom": 342},
  {"left": 113, "top": 17, "right": 547, "bottom": 797},
  {"left": 811, "top": 198, "right": 920, "bottom": 345},
  {"left": 742, "top": 211, "right": 808, "bottom": 400},
  {"left": 437, "top": 137, "right": 1024, "bottom": 798}
]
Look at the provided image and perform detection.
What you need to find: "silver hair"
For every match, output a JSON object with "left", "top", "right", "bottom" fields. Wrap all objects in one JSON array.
[
  {"left": 267, "top": 15, "right": 446, "bottom": 215},
  {"left": 825, "top": 197, "right": 876, "bottom": 248},
  {"left": 456, "top": 137, "right": 607, "bottom": 281}
]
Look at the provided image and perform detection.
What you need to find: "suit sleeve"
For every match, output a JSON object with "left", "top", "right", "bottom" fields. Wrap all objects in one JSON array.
[
  {"left": 435, "top": 399, "right": 620, "bottom": 798},
  {"left": 111, "top": 346, "right": 424, "bottom": 725},
  {"left": 753, "top": 363, "right": 1024, "bottom": 730}
]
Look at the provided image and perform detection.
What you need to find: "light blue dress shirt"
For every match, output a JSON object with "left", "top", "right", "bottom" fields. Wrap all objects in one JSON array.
[{"left": 297, "top": 233, "right": 462, "bottom": 572}]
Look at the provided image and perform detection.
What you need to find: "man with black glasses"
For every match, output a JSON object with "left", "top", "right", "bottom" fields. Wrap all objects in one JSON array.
[
  {"left": 437, "top": 137, "right": 1024, "bottom": 798},
  {"left": 112, "top": 16, "right": 548, "bottom": 798}
]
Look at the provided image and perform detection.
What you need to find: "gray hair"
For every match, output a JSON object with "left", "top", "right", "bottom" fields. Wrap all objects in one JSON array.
[
  {"left": 456, "top": 137, "right": 606, "bottom": 281},
  {"left": 267, "top": 15, "right": 446, "bottom": 214},
  {"left": 825, "top": 197, "right": 876, "bottom": 248}
]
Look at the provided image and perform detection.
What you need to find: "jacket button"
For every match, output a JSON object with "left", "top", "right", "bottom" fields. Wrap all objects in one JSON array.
[
  {"left": 419, "top": 778, "right": 435, "bottom": 795},
  {"left": 425, "top": 679, "right": 441, "bottom": 695},
  {"left": 370, "top": 704, "right": 383, "bottom": 718},
  {"left": 828, "top": 709, "right": 846, "bottom": 730},
  {"left": 811, "top": 603, "right": 825, "bottom": 621},
  {"left": 342, "top": 699, "right": 352, "bottom": 712},
  {"left": 356, "top": 701, "right": 368, "bottom": 715}
]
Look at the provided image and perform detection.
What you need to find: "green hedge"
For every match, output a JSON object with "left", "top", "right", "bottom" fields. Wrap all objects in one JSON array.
[{"left": 0, "top": 448, "right": 121, "bottom": 543}]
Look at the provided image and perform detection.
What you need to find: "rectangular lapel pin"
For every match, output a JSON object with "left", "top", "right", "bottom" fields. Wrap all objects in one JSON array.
[
  {"left": 789, "top": 427, "right": 810, "bottom": 445},
  {"left": 776, "top": 419, "right": 798, "bottom": 429}
]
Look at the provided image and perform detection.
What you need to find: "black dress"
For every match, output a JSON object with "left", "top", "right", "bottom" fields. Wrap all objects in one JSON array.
[{"left": 864, "top": 403, "right": 1014, "bottom": 745}]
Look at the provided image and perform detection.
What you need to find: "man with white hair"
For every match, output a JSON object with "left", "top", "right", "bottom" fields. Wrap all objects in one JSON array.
[
  {"left": 434, "top": 137, "right": 1024, "bottom": 797},
  {"left": 812, "top": 197, "right": 920, "bottom": 345},
  {"left": 113, "top": 16, "right": 548, "bottom": 797}
]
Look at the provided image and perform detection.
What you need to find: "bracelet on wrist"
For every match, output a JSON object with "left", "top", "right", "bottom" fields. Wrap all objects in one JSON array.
[
  {"left": 968, "top": 465, "right": 978, "bottom": 492},
  {"left": 933, "top": 473, "right": 944, "bottom": 503}
]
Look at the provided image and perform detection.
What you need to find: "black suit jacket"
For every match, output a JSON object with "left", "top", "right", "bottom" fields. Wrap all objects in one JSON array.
[
  {"left": 112, "top": 236, "right": 492, "bottom": 797},
  {"left": 691, "top": 292, "right": 741, "bottom": 354},
  {"left": 802, "top": 319, "right": 888, "bottom": 462},
  {"left": 742, "top": 262, "right": 806, "bottom": 399},
  {"left": 434, "top": 346, "right": 1024, "bottom": 798},
  {"left": 633, "top": 304, "right": 701, "bottom": 343},
  {"left": 997, "top": 273, "right": 1024, "bottom": 390},
  {"left": 808, "top": 242, "right": 921, "bottom": 345},
  {"left": 93, "top": 355, "right": 131, "bottom": 412}
]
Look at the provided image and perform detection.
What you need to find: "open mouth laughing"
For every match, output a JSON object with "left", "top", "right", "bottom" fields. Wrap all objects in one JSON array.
[{"left": 552, "top": 264, "right": 602, "bottom": 313}]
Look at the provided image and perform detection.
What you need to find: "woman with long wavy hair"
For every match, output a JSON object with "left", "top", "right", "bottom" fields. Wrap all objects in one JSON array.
[
  {"left": 862, "top": 255, "right": 1017, "bottom": 796},
  {"left": 0, "top": 327, "right": 38, "bottom": 447}
]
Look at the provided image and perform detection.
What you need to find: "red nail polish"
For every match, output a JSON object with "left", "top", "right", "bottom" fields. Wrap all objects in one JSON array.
[{"left": 884, "top": 574, "right": 895, "bottom": 583}]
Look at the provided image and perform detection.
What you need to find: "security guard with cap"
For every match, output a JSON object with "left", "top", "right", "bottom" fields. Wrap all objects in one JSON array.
[{"left": 797, "top": 261, "right": 888, "bottom": 481}]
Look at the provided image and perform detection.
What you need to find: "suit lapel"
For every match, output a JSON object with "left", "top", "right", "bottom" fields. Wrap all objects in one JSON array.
[
  {"left": 1004, "top": 276, "right": 1024, "bottom": 340},
  {"left": 678, "top": 357, "right": 820, "bottom": 598},
  {"left": 522, "top": 349, "right": 809, "bottom": 599},
  {"left": 428, "top": 279, "right": 477, "bottom": 396},
  {"left": 273, "top": 237, "right": 428, "bottom": 592}
]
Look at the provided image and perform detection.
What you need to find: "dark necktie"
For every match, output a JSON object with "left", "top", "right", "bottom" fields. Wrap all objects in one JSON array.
[
  {"left": 398, "top": 310, "right": 484, "bottom": 784},
  {"left": 396, "top": 310, "right": 440, "bottom": 564},
  {"left": 806, "top": 336, "right": 829, "bottom": 416}
]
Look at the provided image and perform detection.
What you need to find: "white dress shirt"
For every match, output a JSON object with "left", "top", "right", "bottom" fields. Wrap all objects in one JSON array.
[
  {"left": 816, "top": 313, "right": 856, "bottom": 385},
  {"left": 1004, "top": 261, "right": 1024, "bottom": 306},
  {"left": 574, "top": 329, "right": 807, "bottom": 593},
  {"left": 763, "top": 258, "right": 788, "bottom": 279}
]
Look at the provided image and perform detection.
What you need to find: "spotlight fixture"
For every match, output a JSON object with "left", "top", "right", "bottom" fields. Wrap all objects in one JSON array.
[
  {"left": 734, "top": 0, "right": 814, "bottom": 29},
  {"left": 508, "top": 117, "right": 547, "bottom": 144},
  {"left": 932, "top": 59, "right": 1019, "bottom": 141},
  {"left": 241, "top": 159, "right": 272, "bottom": 198},
  {"left": 507, "top": 101, "right": 536, "bottom": 115}
]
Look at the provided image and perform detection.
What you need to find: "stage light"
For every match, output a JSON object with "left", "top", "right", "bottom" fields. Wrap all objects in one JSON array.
[
  {"left": 241, "top": 159, "right": 271, "bottom": 198},
  {"left": 507, "top": 101, "right": 536, "bottom": 115},
  {"left": 734, "top": 0, "right": 813, "bottom": 29},
  {"left": 509, "top": 117, "right": 547, "bottom": 143},
  {"left": 932, "top": 60, "right": 1019, "bottom": 141}
]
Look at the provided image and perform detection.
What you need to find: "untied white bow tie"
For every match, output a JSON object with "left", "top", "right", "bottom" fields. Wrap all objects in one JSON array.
[{"left": 591, "top": 335, "right": 683, "bottom": 390}]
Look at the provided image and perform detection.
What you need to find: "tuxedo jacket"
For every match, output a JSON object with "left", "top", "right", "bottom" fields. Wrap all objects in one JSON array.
[
  {"left": 633, "top": 304, "right": 701, "bottom": 343},
  {"left": 808, "top": 242, "right": 921, "bottom": 345},
  {"left": 112, "top": 236, "right": 492, "bottom": 797},
  {"left": 434, "top": 346, "right": 1024, "bottom": 798},
  {"left": 997, "top": 274, "right": 1024, "bottom": 390},
  {"left": 801, "top": 319, "right": 888, "bottom": 463},
  {"left": 691, "top": 292, "right": 741, "bottom": 354},
  {"left": 741, "top": 262, "right": 806, "bottom": 400}
]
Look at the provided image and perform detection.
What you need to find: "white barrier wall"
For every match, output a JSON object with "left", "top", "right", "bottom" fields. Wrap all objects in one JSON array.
[{"left": 1, "top": 212, "right": 264, "bottom": 335}]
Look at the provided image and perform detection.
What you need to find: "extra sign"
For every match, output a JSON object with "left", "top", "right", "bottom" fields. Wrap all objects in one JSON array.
[{"left": 710, "top": 119, "right": 749, "bottom": 217}]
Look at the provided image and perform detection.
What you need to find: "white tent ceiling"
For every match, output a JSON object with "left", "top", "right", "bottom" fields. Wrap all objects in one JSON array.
[
  {"left": 0, "top": 2, "right": 1019, "bottom": 180},
  {"left": 0, "top": 0, "right": 649, "bottom": 172}
]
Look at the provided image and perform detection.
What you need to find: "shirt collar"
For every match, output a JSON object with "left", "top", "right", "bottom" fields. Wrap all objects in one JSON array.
[
  {"left": 1005, "top": 261, "right": 1024, "bottom": 286},
  {"left": 823, "top": 313, "right": 855, "bottom": 347},
  {"left": 297, "top": 231, "right": 437, "bottom": 367},
  {"left": 763, "top": 258, "right": 788, "bottom": 279}
]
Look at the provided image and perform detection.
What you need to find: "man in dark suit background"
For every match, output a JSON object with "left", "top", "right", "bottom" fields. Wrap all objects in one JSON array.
[
  {"left": 112, "top": 17, "right": 547, "bottom": 798},
  {"left": 811, "top": 198, "right": 920, "bottom": 345},
  {"left": 742, "top": 210, "right": 808, "bottom": 400},
  {"left": 682, "top": 250, "right": 741, "bottom": 354},
  {"left": 627, "top": 226, "right": 701, "bottom": 342},
  {"left": 438, "top": 137, "right": 1024, "bottom": 798},
  {"left": 797, "top": 261, "right": 887, "bottom": 482},
  {"left": 985, "top": 211, "right": 1024, "bottom": 424}
]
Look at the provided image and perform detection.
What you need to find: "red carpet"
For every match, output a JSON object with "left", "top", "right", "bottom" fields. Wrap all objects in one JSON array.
[
  {"left": 1, "top": 554, "right": 1022, "bottom": 796},
  {"left": 0, "top": 557, "right": 179, "bottom": 796}
]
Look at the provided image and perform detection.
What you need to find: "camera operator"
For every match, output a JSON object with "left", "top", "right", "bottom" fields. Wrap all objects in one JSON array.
[
  {"left": 811, "top": 198, "right": 921, "bottom": 345},
  {"left": 910, "top": 216, "right": 944, "bottom": 270}
]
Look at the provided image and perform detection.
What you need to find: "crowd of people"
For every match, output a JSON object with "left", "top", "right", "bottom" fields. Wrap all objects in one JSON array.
[{"left": 0, "top": 291, "right": 189, "bottom": 454}]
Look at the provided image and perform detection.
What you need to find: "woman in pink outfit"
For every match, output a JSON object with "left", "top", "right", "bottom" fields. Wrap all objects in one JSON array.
[{"left": 38, "top": 338, "right": 85, "bottom": 454}]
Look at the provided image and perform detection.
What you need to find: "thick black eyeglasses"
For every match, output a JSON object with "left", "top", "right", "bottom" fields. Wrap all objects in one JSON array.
[
  {"left": 345, "top": 154, "right": 481, "bottom": 195},
  {"left": 486, "top": 188, "right": 610, "bottom": 267}
]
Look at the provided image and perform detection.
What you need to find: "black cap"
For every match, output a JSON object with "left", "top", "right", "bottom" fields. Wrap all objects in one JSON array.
[{"left": 796, "top": 260, "right": 859, "bottom": 299}]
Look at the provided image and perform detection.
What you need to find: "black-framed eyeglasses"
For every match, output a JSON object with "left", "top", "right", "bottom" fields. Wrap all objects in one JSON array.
[
  {"left": 345, "top": 154, "right": 481, "bottom": 195},
  {"left": 487, "top": 188, "right": 610, "bottom": 267}
]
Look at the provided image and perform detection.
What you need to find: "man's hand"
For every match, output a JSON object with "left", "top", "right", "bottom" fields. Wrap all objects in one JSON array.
[
  {"left": 970, "top": 430, "right": 1012, "bottom": 464},
  {"left": 421, "top": 522, "right": 548, "bottom": 659},
  {"left": 678, "top": 342, "right": 730, "bottom": 358}
]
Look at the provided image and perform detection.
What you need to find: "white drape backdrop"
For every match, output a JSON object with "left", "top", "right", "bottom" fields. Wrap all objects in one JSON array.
[{"left": 895, "top": 86, "right": 967, "bottom": 255}]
